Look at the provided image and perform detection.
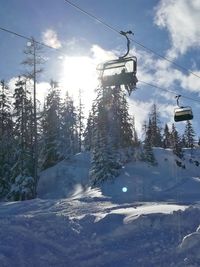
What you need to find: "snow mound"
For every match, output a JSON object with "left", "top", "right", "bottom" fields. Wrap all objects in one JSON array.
[
  {"left": 37, "top": 148, "right": 200, "bottom": 203},
  {"left": 101, "top": 148, "right": 200, "bottom": 202},
  {"left": 37, "top": 152, "right": 91, "bottom": 199}
]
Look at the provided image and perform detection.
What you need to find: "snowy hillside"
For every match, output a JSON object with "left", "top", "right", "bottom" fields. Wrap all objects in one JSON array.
[
  {"left": 38, "top": 148, "right": 200, "bottom": 202},
  {"left": 102, "top": 148, "right": 200, "bottom": 203},
  {"left": 1, "top": 148, "right": 200, "bottom": 267},
  {"left": 37, "top": 152, "right": 91, "bottom": 199}
]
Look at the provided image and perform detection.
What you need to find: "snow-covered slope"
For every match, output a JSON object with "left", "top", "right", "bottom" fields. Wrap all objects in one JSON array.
[
  {"left": 37, "top": 152, "right": 91, "bottom": 199},
  {"left": 1, "top": 148, "right": 200, "bottom": 267},
  {"left": 0, "top": 195, "right": 200, "bottom": 267},
  {"left": 102, "top": 148, "right": 200, "bottom": 202},
  {"left": 38, "top": 148, "right": 200, "bottom": 202}
]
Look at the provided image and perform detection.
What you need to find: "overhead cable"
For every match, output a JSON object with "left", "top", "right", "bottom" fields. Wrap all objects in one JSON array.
[
  {"left": 0, "top": 26, "right": 61, "bottom": 51},
  {"left": 0, "top": 22, "right": 199, "bottom": 105},
  {"left": 138, "top": 80, "right": 200, "bottom": 104}
]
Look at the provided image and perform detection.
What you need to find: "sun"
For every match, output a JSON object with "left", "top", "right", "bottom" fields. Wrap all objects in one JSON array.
[{"left": 60, "top": 56, "right": 99, "bottom": 102}]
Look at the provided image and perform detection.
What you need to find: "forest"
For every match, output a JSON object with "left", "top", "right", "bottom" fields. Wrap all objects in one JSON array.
[
  {"left": 0, "top": 66, "right": 199, "bottom": 201},
  {"left": 0, "top": 36, "right": 199, "bottom": 202}
]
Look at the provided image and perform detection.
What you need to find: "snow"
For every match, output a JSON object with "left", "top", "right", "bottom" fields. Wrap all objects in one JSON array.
[
  {"left": 101, "top": 148, "right": 200, "bottom": 203},
  {"left": 37, "top": 152, "right": 91, "bottom": 199},
  {"left": 1, "top": 148, "right": 200, "bottom": 266},
  {"left": 110, "top": 203, "right": 188, "bottom": 223}
]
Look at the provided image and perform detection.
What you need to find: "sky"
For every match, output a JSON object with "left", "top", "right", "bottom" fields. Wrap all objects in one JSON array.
[{"left": 0, "top": 0, "right": 200, "bottom": 136}]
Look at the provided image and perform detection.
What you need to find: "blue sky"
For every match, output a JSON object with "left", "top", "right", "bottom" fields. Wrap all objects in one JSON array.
[{"left": 0, "top": 0, "right": 200, "bottom": 136}]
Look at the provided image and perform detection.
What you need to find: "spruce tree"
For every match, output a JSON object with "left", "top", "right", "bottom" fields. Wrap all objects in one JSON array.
[
  {"left": 111, "top": 86, "right": 133, "bottom": 148},
  {"left": 144, "top": 119, "right": 152, "bottom": 145},
  {"left": 10, "top": 77, "right": 35, "bottom": 200},
  {"left": 171, "top": 123, "right": 183, "bottom": 159},
  {"left": 89, "top": 87, "right": 122, "bottom": 186},
  {"left": 162, "top": 124, "right": 171, "bottom": 148},
  {"left": 77, "top": 90, "right": 84, "bottom": 152},
  {"left": 142, "top": 119, "right": 157, "bottom": 165},
  {"left": 181, "top": 135, "right": 187, "bottom": 148},
  {"left": 83, "top": 110, "right": 94, "bottom": 151},
  {"left": 149, "top": 104, "right": 162, "bottom": 147},
  {"left": 119, "top": 93, "right": 134, "bottom": 148},
  {"left": 60, "top": 91, "right": 78, "bottom": 159},
  {"left": 90, "top": 117, "right": 120, "bottom": 185},
  {"left": 40, "top": 82, "right": 62, "bottom": 169},
  {"left": 0, "top": 80, "right": 14, "bottom": 198},
  {"left": 184, "top": 120, "right": 195, "bottom": 149},
  {"left": 131, "top": 116, "right": 140, "bottom": 147}
]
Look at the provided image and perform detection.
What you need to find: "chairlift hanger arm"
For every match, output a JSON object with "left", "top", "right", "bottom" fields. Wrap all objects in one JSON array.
[
  {"left": 119, "top": 30, "right": 133, "bottom": 59},
  {"left": 175, "top": 94, "right": 182, "bottom": 107},
  {"left": 96, "top": 30, "right": 137, "bottom": 96}
]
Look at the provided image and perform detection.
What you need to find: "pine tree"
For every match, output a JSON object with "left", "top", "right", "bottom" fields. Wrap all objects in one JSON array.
[
  {"left": 142, "top": 119, "right": 157, "bottom": 165},
  {"left": 120, "top": 93, "right": 134, "bottom": 147},
  {"left": 149, "top": 104, "right": 162, "bottom": 147},
  {"left": 90, "top": 87, "right": 121, "bottom": 185},
  {"left": 10, "top": 77, "right": 35, "bottom": 200},
  {"left": 171, "top": 123, "right": 183, "bottom": 159},
  {"left": 144, "top": 119, "right": 152, "bottom": 145},
  {"left": 90, "top": 130, "right": 120, "bottom": 186},
  {"left": 181, "top": 135, "right": 187, "bottom": 148},
  {"left": 0, "top": 80, "right": 14, "bottom": 198},
  {"left": 131, "top": 116, "right": 140, "bottom": 147},
  {"left": 162, "top": 123, "right": 171, "bottom": 148},
  {"left": 184, "top": 120, "right": 195, "bottom": 149},
  {"left": 83, "top": 110, "right": 94, "bottom": 151},
  {"left": 77, "top": 90, "right": 84, "bottom": 152},
  {"left": 111, "top": 86, "right": 133, "bottom": 148},
  {"left": 60, "top": 91, "right": 79, "bottom": 159},
  {"left": 40, "top": 81, "right": 62, "bottom": 169}
]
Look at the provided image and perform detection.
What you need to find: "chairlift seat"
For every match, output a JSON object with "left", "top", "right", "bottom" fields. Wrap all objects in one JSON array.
[
  {"left": 97, "top": 56, "right": 137, "bottom": 89},
  {"left": 102, "top": 71, "right": 137, "bottom": 88},
  {"left": 97, "top": 56, "right": 137, "bottom": 72},
  {"left": 174, "top": 107, "right": 193, "bottom": 122}
]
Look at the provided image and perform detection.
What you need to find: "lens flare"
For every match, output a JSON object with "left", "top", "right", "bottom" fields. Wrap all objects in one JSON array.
[{"left": 122, "top": 187, "right": 128, "bottom": 193}]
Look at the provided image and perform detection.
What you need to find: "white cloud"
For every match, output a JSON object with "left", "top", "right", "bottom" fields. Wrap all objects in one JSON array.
[
  {"left": 131, "top": 46, "right": 200, "bottom": 96},
  {"left": 42, "top": 29, "right": 62, "bottom": 49},
  {"left": 179, "top": 71, "right": 200, "bottom": 94},
  {"left": 158, "top": 103, "right": 174, "bottom": 123},
  {"left": 91, "top": 45, "right": 117, "bottom": 63},
  {"left": 133, "top": 47, "right": 181, "bottom": 88},
  {"left": 155, "top": 0, "right": 200, "bottom": 58}
]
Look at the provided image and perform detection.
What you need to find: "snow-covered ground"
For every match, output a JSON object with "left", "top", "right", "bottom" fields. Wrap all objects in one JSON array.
[{"left": 1, "top": 148, "right": 200, "bottom": 267}]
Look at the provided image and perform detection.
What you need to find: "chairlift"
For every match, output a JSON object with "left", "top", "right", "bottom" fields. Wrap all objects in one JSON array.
[
  {"left": 97, "top": 31, "right": 138, "bottom": 95},
  {"left": 174, "top": 95, "right": 193, "bottom": 122}
]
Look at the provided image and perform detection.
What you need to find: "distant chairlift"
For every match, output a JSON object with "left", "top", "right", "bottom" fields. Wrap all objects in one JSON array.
[
  {"left": 97, "top": 31, "right": 138, "bottom": 96},
  {"left": 174, "top": 95, "right": 193, "bottom": 122}
]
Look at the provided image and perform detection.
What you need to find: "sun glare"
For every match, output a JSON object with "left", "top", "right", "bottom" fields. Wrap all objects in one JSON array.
[{"left": 60, "top": 56, "right": 99, "bottom": 104}]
